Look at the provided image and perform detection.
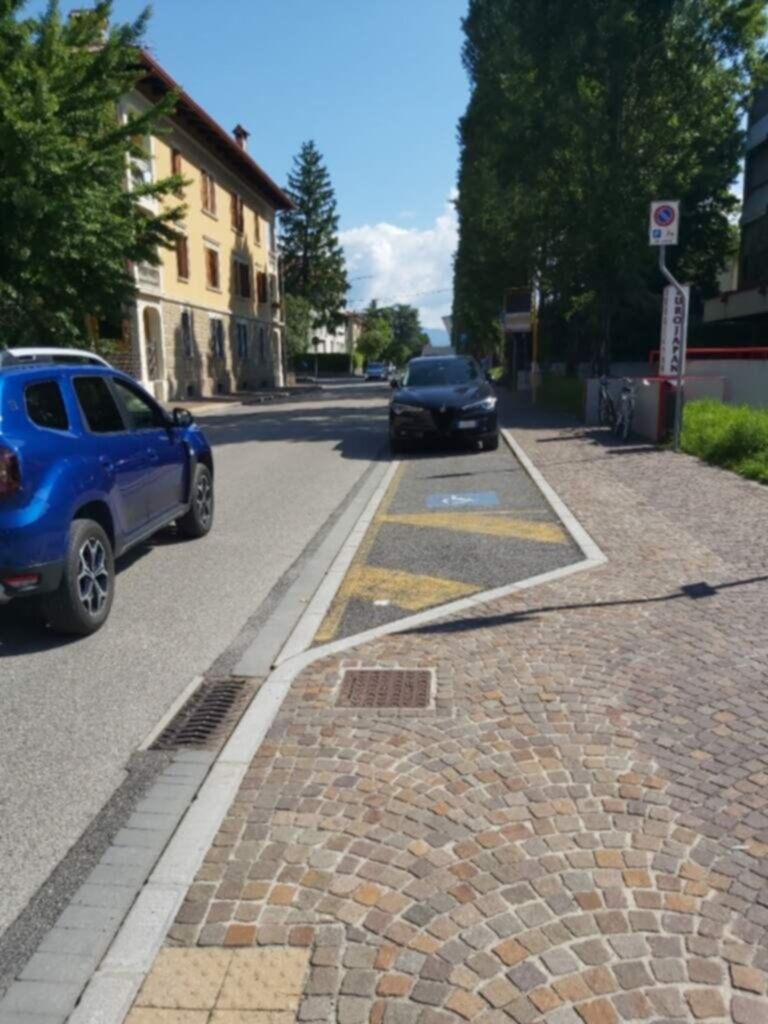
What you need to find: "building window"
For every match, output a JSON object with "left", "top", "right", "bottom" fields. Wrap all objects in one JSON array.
[
  {"left": 129, "top": 136, "right": 153, "bottom": 190},
  {"left": 171, "top": 148, "right": 182, "bottom": 176},
  {"left": 176, "top": 236, "right": 189, "bottom": 280},
  {"left": 254, "top": 212, "right": 261, "bottom": 245},
  {"left": 234, "top": 259, "right": 252, "bottom": 298},
  {"left": 257, "top": 271, "right": 268, "bottom": 303},
  {"left": 210, "top": 318, "right": 225, "bottom": 359},
  {"left": 231, "top": 193, "right": 245, "bottom": 233},
  {"left": 267, "top": 220, "right": 275, "bottom": 251},
  {"left": 259, "top": 326, "right": 267, "bottom": 363},
  {"left": 236, "top": 321, "right": 249, "bottom": 359},
  {"left": 201, "top": 170, "right": 217, "bottom": 215},
  {"left": 181, "top": 310, "right": 193, "bottom": 358},
  {"left": 269, "top": 274, "right": 277, "bottom": 302},
  {"left": 205, "top": 246, "right": 220, "bottom": 290}
]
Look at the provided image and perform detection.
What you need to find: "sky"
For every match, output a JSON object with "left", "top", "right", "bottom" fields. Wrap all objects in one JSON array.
[{"left": 30, "top": 0, "right": 470, "bottom": 341}]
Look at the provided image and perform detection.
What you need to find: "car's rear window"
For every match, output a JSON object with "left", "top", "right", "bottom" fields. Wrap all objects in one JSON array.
[
  {"left": 404, "top": 359, "right": 479, "bottom": 387},
  {"left": 25, "top": 381, "right": 69, "bottom": 431},
  {"left": 74, "top": 376, "right": 125, "bottom": 433}
]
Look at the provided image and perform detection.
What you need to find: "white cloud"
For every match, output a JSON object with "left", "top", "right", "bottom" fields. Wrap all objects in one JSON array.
[{"left": 340, "top": 194, "right": 457, "bottom": 330}]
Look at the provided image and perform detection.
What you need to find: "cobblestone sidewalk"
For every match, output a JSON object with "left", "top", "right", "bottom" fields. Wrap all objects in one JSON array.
[{"left": 137, "top": 413, "right": 768, "bottom": 1024}]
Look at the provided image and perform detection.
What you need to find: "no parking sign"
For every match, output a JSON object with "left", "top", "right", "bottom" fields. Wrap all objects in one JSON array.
[{"left": 649, "top": 201, "right": 679, "bottom": 246}]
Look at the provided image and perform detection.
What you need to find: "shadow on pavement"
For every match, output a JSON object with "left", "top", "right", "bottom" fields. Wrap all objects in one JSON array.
[
  {"left": 201, "top": 401, "right": 388, "bottom": 462},
  {"left": 402, "top": 573, "right": 768, "bottom": 637},
  {"left": 0, "top": 531, "right": 176, "bottom": 656}
]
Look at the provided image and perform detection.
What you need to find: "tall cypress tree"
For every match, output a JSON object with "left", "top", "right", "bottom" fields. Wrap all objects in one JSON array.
[
  {"left": 0, "top": 0, "right": 185, "bottom": 346},
  {"left": 280, "top": 141, "right": 348, "bottom": 330},
  {"left": 454, "top": 0, "right": 767, "bottom": 367}
]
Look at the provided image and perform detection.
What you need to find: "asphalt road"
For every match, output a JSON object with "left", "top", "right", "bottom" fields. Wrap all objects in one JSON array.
[
  {"left": 0, "top": 380, "right": 388, "bottom": 939},
  {"left": 314, "top": 436, "right": 581, "bottom": 643}
]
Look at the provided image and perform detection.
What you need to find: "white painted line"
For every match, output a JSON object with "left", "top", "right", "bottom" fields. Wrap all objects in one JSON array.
[
  {"left": 138, "top": 676, "right": 204, "bottom": 752},
  {"left": 69, "top": 431, "right": 606, "bottom": 1024},
  {"left": 274, "top": 460, "right": 400, "bottom": 664},
  {"left": 501, "top": 429, "right": 607, "bottom": 564}
]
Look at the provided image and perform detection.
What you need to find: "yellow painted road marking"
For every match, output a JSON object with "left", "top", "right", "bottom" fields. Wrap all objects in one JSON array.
[
  {"left": 380, "top": 511, "right": 567, "bottom": 544},
  {"left": 315, "top": 466, "right": 404, "bottom": 643},
  {"left": 315, "top": 565, "right": 479, "bottom": 643}
]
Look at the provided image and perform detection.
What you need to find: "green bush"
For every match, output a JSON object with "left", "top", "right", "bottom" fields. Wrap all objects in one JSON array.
[
  {"left": 681, "top": 399, "right": 768, "bottom": 484},
  {"left": 537, "top": 375, "right": 584, "bottom": 418}
]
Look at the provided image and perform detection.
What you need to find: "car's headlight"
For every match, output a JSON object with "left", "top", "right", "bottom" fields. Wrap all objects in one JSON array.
[
  {"left": 462, "top": 396, "right": 497, "bottom": 413},
  {"left": 391, "top": 402, "right": 417, "bottom": 415}
]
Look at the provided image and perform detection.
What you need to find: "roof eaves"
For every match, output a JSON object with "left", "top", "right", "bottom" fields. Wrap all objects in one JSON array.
[{"left": 137, "top": 50, "right": 294, "bottom": 212}]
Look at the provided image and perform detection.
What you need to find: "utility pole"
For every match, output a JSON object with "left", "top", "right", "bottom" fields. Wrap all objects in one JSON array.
[{"left": 649, "top": 201, "right": 687, "bottom": 450}]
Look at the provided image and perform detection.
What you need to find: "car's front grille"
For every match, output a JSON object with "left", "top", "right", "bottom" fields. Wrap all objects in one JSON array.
[{"left": 432, "top": 409, "right": 454, "bottom": 433}]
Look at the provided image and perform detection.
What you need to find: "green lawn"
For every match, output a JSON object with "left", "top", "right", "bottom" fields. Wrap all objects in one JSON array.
[{"left": 681, "top": 399, "right": 768, "bottom": 484}]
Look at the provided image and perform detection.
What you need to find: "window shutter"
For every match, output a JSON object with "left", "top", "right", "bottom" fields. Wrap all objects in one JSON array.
[{"left": 254, "top": 213, "right": 261, "bottom": 244}]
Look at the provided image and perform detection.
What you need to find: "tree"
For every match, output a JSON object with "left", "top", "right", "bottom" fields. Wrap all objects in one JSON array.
[
  {"left": 284, "top": 294, "right": 313, "bottom": 361},
  {"left": 280, "top": 141, "right": 348, "bottom": 330},
  {"left": 356, "top": 310, "right": 393, "bottom": 364},
  {"left": 356, "top": 300, "right": 427, "bottom": 365},
  {"left": 0, "top": 1, "right": 185, "bottom": 347},
  {"left": 454, "top": 0, "right": 767, "bottom": 369}
]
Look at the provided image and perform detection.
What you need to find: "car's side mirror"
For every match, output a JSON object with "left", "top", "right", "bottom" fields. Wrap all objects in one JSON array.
[
  {"left": 389, "top": 378, "right": 400, "bottom": 389},
  {"left": 172, "top": 407, "right": 194, "bottom": 427}
]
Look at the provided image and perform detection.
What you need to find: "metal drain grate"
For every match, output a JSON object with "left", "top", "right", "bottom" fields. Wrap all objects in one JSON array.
[
  {"left": 337, "top": 669, "right": 432, "bottom": 708},
  {"left": 151, "top": 679, "right": 254, "bottom": 751}
]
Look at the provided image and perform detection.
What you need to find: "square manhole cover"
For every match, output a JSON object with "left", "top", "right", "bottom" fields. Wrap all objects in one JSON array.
[{"left": 337, "top": 669, "right": 432, "bottom": 708}]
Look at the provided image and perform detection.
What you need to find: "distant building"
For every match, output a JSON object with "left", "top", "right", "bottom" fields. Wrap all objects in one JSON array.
[
  {"left": 115, "top": 52, "right": 293, "bottom": 400},
  {"left": 704, "top": 84, "right": 768, "bottom": 335},
  {"left": 311, "top": 313, "right": 365, "bottom": 355}
]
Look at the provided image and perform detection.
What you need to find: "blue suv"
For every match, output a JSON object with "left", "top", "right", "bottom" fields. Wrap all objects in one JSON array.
[{"left": 0, "top": 359, "right": 214, "bottom": 635}]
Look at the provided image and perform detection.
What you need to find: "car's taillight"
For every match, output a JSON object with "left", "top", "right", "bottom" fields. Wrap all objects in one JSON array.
[{"left": 0, "top": 447, "right": 20, "bottom": 499}]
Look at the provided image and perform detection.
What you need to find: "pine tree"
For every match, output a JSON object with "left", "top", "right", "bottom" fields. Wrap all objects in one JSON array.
[
  {"left": 280, "top": 141, "right": 348, "bottom": 330},
  {"left": 0, "top": 1, "right": 185, "bottom": 347}
]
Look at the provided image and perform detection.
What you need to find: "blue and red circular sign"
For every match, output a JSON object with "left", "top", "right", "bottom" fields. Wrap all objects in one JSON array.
[{"left": 654, "top": 205, "right": 676, "bottom": 227}]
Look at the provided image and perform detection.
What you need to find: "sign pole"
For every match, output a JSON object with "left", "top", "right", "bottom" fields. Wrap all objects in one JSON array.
[{"left": 657, "top": 245, "right": 687, "bottom": 451}]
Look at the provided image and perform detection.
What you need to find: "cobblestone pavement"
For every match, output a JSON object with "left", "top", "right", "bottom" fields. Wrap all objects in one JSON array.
[{"left": 155, "top": 411, "right": 768, "bottom": 1024}]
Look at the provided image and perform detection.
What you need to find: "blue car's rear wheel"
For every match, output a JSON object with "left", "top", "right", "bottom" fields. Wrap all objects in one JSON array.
[{"left": 44, "top": 519, "right": 114, "bottom": 636}]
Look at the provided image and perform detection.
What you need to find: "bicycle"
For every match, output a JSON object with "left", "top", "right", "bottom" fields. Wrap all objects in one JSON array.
[
  {"left": 598, "top": 375, "right": 616, "bottom": 429},
  {"left": 613, "top": 378, "right": 637, "bottom": 443}
]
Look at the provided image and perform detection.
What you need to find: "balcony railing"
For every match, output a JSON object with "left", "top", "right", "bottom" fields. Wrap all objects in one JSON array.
[{"left": 136, "top": 262, "right": 161, "bottom": 289}]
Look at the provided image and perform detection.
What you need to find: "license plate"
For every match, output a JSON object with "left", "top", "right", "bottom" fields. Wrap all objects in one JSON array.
[{"left": 458, "top": 420, "right": 478, "bottom": 429}]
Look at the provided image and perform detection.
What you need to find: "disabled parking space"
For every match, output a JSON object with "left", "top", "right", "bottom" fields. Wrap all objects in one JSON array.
[{"left": 314, "top": 439, "right": 582, "bottom": 643}]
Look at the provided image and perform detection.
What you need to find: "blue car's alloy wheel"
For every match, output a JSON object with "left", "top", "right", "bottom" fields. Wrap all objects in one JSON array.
[
  {"left": 77, "top": 537, "right": 111, "bottom": 617},
  {"left": 44, "top": 519, "right": 115, "bottom": 636}
]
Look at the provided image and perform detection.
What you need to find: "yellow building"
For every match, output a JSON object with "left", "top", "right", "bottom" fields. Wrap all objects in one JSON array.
[{"left": 119, "top": 52, "right": 293, "bottom": 401}]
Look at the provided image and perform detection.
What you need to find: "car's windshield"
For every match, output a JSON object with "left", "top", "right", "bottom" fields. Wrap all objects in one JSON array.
[
  {"left": 403, "top": 359, "right": 479, "bottom": 388},
  {"left": 368, "top": 363, "right": 385, "bottom": 370}
]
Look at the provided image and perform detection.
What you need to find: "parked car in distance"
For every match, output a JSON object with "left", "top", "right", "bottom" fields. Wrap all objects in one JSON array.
[
  {"left": 389, "top": 355, "right": 499, "bottom": 453},
  {"left": 0, "top": 361, "right": 213, "bottom": 635},
  {"left": 365, "top": 361, "right": 389, "bottom": 382},
  {"left": 0, "top": 347, "right": 111, "bottom": 368}
]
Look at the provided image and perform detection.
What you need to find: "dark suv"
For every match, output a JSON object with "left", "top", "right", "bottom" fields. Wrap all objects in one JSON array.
[{"left": 0, "top": 362, "right": 214, "bottom": 635}]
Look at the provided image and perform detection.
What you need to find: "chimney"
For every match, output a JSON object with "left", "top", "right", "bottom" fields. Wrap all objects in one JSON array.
[{"left": 233, "top": 124, "right": 250, "bottom": 151}]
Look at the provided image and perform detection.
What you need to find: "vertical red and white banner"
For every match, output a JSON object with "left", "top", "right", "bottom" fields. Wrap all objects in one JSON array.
[{"left": 659, "top": 284, "right": 689, "bottom": 377}]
